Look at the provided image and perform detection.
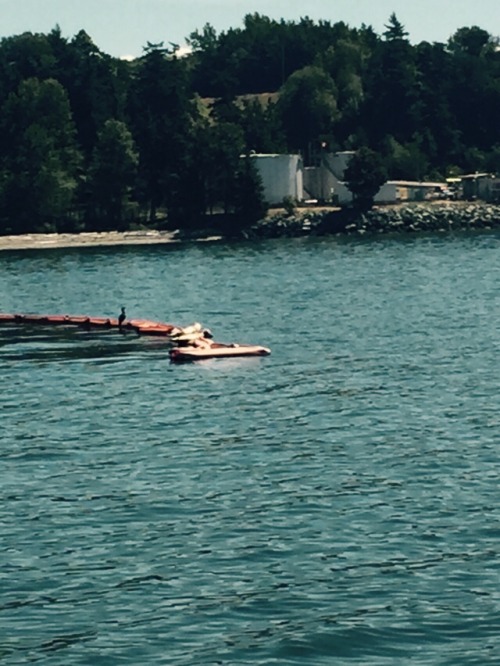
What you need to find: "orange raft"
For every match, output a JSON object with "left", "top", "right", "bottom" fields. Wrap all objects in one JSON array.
[
  {"left": 169, "top": 343, "right": 271, "bottom": 362},
  {"left": 0, "top": 312, "right": 176, "bottom": 337}
]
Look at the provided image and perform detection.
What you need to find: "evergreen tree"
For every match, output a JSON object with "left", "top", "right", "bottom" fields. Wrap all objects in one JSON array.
[
  {"left": 383, "top": 13, "right": 409, "bottom": 41},
  {"left": 231, "top": 156, "right": 268, "bottom": 228},
  {"left": 446, "top": 27, "right": 500, "bottom": 151},
  {"left": 344, "top": 147, "right": 387, "bottom": 210},
  {"left": 202, "top": 120, "right": 245, "bottom": 214},
  {"left": 127, "top": 44, "right": 197, "bottom": 224},
  {"left": 246, "top": 98, "right": 285, "bottom": 153},
  {"left": 87, "top": 119, "right": 139, "bottom": 230},
  {"left": 0, "top": 78, "right": 81, "bottom": 233},
  {"left": 415, "top": 42, "right": 461, "bottom": 168},
  {"left": 0, "top": 32, "right": 56, "bottom": 100},
  {"left": 362, "top": 16, "right": 421, "bottom": 146},
  {"left": 383, "top": 135, "right": 429, "bottom": 180},
  {"left": 48, "top": 29, "right": 126, "bottom": 159},
  {"left": 1, "top": 15, "right": 500, "bottom": 235}
]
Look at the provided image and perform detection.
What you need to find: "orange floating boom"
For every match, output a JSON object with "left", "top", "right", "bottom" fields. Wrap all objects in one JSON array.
[
  {"left": 0, "top": 312, "right": 177, "bottom": 337},
  {"left": 0, "top": 312, "right": 272, "bottom": 358}
]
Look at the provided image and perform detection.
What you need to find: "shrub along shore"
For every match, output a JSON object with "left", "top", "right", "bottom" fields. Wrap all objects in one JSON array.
[{"left": 1, "top": 202, "right": 500, "bottom": 251}]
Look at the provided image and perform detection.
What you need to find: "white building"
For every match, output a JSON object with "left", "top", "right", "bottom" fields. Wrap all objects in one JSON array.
[
  {"left": 375, "top": 181, "right": 448, "bottom": 203},
  {"left": 303, "top": 166, "right": 353, "bottom": 205},
  {"left": 303, "top": 151, "right": 449, "bottom": 205},
  {"left": 249, "top": 150, "right": 456, "bottom": 207},
  {"left": 247, "top": 154, "right": 303, "bottom": 205},
  {"left": 461, "top": 173, "right": 500, "bottom": 201},
  {"left": 303, "top": 151, "right": 355, "bottom": 205}
]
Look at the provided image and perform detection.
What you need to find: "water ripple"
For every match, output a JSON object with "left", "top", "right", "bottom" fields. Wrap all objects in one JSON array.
[{"left": 1, "top": 234, "right": 500, "bottom": 664}]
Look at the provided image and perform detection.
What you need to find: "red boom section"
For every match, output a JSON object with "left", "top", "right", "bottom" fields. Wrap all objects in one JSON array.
[{"left": 0, "top": 312, "right": 176, "bottom": 337}]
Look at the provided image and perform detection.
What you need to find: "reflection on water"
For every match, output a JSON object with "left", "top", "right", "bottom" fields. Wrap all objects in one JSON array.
[
  {"left": 0, "top": 325, "right": 169, "bottom": 363},
  {"left": 1, "top": 232, "right": 500, "bottom": 664}
]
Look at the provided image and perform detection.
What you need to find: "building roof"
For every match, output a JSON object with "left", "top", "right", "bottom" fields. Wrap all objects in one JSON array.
[{"left": 386, "top": 180, "right": 447, "bottom": 188}]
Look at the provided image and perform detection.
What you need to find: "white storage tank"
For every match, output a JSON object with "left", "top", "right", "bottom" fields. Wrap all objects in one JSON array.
[
  {"left": 248, "top": 154, "right": 303, "bottom": 205},
  {"left": 323, "top": 151, "right": 355, "bottom": 179}
]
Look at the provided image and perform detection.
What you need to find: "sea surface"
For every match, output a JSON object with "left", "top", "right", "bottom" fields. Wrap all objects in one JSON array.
[{"left": 1, "top": 230, "right": 500, "bottom": 665}]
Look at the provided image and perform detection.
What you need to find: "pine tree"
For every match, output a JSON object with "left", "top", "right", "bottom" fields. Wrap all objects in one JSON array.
[
  {"left": 87, "top": 119, "right": 139, "bottom": 230},
  {"left": 0, "top": 78, "right": 81, "bottom": 233}
]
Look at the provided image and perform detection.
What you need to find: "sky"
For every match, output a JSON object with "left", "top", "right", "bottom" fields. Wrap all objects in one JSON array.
[{"left": 1, "top": 0, "right": 500, "bottom": 59}]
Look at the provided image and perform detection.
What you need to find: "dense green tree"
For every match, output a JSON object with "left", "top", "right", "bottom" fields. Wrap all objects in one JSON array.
[
  {"left": 46, "top": 29, "right": 126, "bottom": 158},
  {"left": 277, "top": 65, "right": 339, "bottom": 154},
  {"left": 1, "top": 15, "right": 500, "bottom": 234},
  {"left": 484, "top": 145, "right": 500, "bottom": 174},
  {"left": 0, "top": 32, "right": 56, "bottom": 100},
  {"left": 318, "top": 38, "right": 367, "bottom": 143},
  {"left": 344, "top": 147, "right": 387, "bottom": 210},
  {"left": 446, "top": 27, "right": 500, "bottom": 152},
  {"left": 188, "top": 24, "right": 241, "bottom": 97},
  {"left": 383, "top": 13, "right": 409, "bottom": 41},
  {"left": 228, "top": 97, "right": 286, "bottom": 154},
  {"left": 127, "top": 44, "right": 197, "bottom": 223},
  {"left": 414, "top": 42, "right": 462, "bottom": 167},
  {"left": 319, "top": 40, "right": 364, "bottom": 108},
  {"left": 161, "top": 116, "right": 211, "bottom": 228},
  {"left": 0, "top": 78, "right": 81, "bottom": 233},
  {"left": 362, "top": 15, "right": 421, "bottom": 146},
  {"left": 86, "top": 119, "right": 139, "bottom": 230},
  {"left": 202, "top": 120, "right": 245, "bottom": 214},
  {"left": 230, "top": 156, "right": 268, "bottom": 229},
  {"left": 447, "top": 26, "right": 492, "bottom": 57},
  {"left": 383, "top": 135, "right": 429, "bottom": 180},
  {"left": 188, "top": 15, "right": 365, "bottom": 97}
]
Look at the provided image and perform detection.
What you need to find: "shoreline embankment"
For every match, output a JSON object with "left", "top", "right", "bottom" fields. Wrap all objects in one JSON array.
[
  {"left": 248, "top": 201, "right": 500, "bottom": 239},
  {"left": 1, "top": 202, "right": 500, "bottom": 252}
]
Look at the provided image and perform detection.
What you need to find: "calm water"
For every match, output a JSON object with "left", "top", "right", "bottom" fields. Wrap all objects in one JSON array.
[{"left": 1, "top": 232, "right": 500, "bottom": 665}]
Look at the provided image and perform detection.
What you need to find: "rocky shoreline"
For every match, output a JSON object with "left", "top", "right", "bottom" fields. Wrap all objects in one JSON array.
[
  {"left": 1, "top": 202, "right": 500, "bottom": 251},
  {"left": 245, "top": 202, "right": 500, "bottom": 239}
]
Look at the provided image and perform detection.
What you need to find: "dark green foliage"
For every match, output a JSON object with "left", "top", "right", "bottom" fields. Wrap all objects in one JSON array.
[
  {"left": 0, "top": 32, "right": 56, "bottom": 100},
  {"left": 282, "top": 196, "right": 296, "bottom": 216},
  {"left": 277, "top": 65, "right": 339, "bottom": 154},
  {"left": 0, "top": 78, "right": 81, "bottom": 233},
  {"left": 194, "top": 115, "right": 246, "bottom": 217},
  {"left": 234, "top": 98, "right": 286, "bottom": 154},
  {"left": 447, "top": 26, "right": 492, "bottom": 56},
  {"left": 127, "top": 44, "right": 197, "bottom": 223},
  {"left": 344, "top": 147, "right": 387, "bottom": 210},
  {"left": 0, "top": 15, "right": 500, "bottom": 234},
  {"left": 189, "top": 14, "right": 324, "bottom": 97},
  {"left": 382, "top": 135, "right": 429, "bottom": 181},
  {"left": 362, "top": 19, "right": 422, "bottom": 145},
  {"left": 383, "top": 13, "right": 409, "bottom": 41},
  {"left": 231, "top": 156, "right": 268, "bottom": 227},
  {"left": 49, "top": 30, "right": 123, "bottom": 158},
  {"left": 86, "top": 119, "right": 138, "bottom": 230}
]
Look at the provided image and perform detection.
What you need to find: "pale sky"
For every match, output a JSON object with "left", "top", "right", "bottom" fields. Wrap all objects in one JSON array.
[{"left": 1, "top": 0, "right": 499, "bottom": 59}]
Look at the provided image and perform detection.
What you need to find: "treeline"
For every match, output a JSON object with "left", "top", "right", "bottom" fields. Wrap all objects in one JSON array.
[{"left": 1, "top": 14, "right": 500, "bottom": 234}]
